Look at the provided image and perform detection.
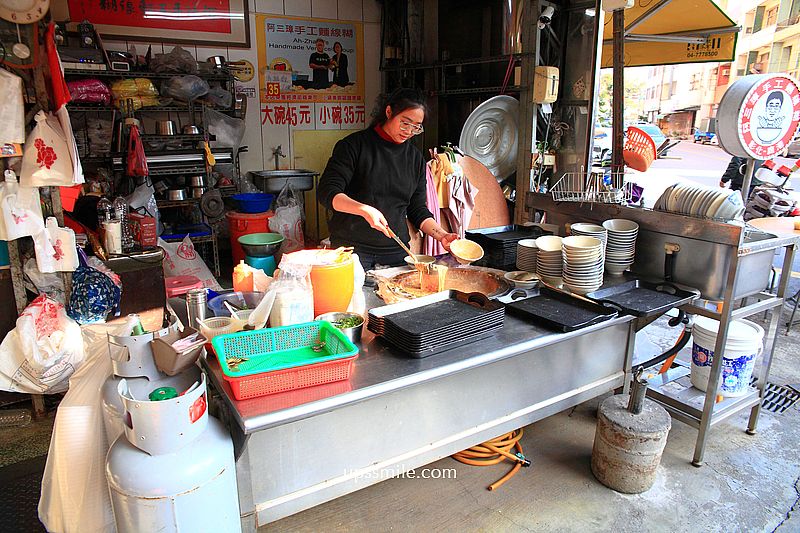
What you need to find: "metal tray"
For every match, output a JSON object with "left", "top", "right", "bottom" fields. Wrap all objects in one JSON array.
[
  {"left": 584, "top": 279, "right": 700, "bottom": 317},
  {"left": 505, "top": 286, "right": 618, "bottom": 332}
]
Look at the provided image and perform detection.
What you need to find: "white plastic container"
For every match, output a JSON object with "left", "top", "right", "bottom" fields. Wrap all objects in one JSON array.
[{"left": 690, "top": 316, "right": 764, "bottom": 397}]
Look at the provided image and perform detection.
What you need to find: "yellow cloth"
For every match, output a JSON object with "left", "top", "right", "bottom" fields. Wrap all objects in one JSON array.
[{"left": 430, "top": 153, "right": 453, "bottom": 209}]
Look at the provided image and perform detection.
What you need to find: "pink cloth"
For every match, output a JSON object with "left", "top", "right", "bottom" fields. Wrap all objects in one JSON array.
[{"left": 424, "top": 163, "right": 446, "bottom": 256}]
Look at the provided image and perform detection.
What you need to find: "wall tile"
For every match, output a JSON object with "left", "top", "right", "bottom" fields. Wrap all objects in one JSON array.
[
  {"left": 337, "top": 0, "right": 363, "bottom": 21},
  {"left": 284, "top": 0, "right": 312, "bottom": 17},
  {"left": 363, "top": 22, "right": 381, "bottom": 110},
  {"left": 362, "top": 0, "right": 381, "bottom": 23},
  {"left": 261, "top": 122, "right": 293, "bottom": 169},
  {"left": 311, "top": 0, "right": 338, "bottom": 19},
  {"left": 254, "top": 0, "right": 285, "bottom": 14}
]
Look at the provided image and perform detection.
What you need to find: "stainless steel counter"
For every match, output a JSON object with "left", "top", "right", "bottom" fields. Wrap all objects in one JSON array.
[{"left": 204, "top": 292, "right": 636, "bottom": 530}]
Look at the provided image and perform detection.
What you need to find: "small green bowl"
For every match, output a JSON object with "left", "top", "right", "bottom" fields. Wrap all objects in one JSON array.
[{"left": 238, "top": 232, "right": 285, "bottom": 257}]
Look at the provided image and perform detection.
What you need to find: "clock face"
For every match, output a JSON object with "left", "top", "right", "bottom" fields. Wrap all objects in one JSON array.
[{"left": 0, "top": 0, "right": 50, "bottom": 24}]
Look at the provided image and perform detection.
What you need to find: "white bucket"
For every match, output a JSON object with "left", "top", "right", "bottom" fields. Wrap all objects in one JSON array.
[{"left": 690, "top": 317, "right": 764, "bottom": 397}]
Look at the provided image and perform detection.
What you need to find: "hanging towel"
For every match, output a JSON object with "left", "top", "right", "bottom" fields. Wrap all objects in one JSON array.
[
  {"left": 430, "top": 152, "right": 453, "bottom": 209},
  {"left": 424, "top": 163, "right": 446, "bottom": 256},
  {"left": 442, "top": 163, "right": 478, "bottom": 239}
]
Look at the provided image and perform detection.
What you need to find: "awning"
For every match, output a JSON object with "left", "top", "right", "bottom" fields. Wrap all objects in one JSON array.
[{"left": 600, "top": 0, "right": 739, "bottom": 68}]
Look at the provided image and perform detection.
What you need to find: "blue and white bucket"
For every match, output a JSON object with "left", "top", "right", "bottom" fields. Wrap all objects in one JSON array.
[{"left": 690, "top": 316, "right": 764, "bottom": 397}]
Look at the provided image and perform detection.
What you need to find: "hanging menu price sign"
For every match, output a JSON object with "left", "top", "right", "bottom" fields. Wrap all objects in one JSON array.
[{"left": 717, "top": 74, "right": 800, "bottom": 159}]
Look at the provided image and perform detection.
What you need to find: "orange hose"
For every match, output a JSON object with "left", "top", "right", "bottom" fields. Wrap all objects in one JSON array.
[{"left": 451, "top": 429, "right": 527, "bottom": 491}]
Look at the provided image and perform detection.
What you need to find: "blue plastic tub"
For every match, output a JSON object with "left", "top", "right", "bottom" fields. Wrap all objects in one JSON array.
[{"left": 232, "top": 193, "right": 274, "bottom": 214}]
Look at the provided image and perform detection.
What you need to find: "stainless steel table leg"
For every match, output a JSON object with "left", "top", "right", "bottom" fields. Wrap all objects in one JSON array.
[
  {"left": 750, "top": 244, "right": 796, "bottom": 432},
  {"left": 692, "top": 253, "right": 741, "bottom": 467}
]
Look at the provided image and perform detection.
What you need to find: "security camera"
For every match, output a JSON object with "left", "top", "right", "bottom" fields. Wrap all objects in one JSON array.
[{"left": 538, "top": 6, "right": 555, "bottom": 29}]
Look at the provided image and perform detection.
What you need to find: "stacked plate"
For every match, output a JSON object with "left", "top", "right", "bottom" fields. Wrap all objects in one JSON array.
[
  {"left": 535, "top": 235, "right": 564, "bottom": 285},
  {"left": 516, "top": 239, "right": 538, "bottom": 272},
  {"left": 562, "top": 236, "right": 604, "bottom": 295},
  {"left": 367, "top": 293, "right": 505, "bottom": 358},
  {"left": 602, "top": 219, "right": 639, "bottom": 276},
  {"left": 569, "top": 223, "right": 608, "bottom": 252},
  {"left": 655, "top": 183, "right": 745, "bottom": 220}
]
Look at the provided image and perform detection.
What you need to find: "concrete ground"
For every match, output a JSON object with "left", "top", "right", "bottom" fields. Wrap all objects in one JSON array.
[{"left": 265, "top": 312, "right": 800, "bottom": 532}]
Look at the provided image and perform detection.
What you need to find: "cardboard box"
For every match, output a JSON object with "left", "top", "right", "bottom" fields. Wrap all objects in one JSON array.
[{"left": 128, "top": 212, "right": 157, "bottom": 247}]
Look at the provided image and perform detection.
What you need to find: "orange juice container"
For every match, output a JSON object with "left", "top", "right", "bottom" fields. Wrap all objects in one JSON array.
[{"left": 232, "top": 260, "right": 254, "bottom": 293}]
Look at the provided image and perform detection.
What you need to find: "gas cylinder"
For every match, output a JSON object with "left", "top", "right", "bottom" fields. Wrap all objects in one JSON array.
[{"left": 106, "top": 373, "right": 241, "bottom": 532}]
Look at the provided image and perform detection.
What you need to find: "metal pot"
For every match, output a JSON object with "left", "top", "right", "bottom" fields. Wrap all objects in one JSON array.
[
  {"left": 191, "top": 187, "right": 206, "bottom": 199},
  {"left": 182, "top": 125, "right": 201, "bottom": 135},
  {"left": 189, "top": 175, "right": 205, "bottom": 187},
  {"left": 156, "top": 120, "right": 176, "bottom": 135},
  {"left": 167, "top": 189, "right": 187, "bottom": 201}
]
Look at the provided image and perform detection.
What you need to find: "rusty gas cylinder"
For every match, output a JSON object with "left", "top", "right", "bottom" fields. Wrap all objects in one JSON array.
[{"left": 591, "top": 381, "right": 671, "bottom": 494}]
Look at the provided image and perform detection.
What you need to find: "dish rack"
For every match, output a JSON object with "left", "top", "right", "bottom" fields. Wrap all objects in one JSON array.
[
  {"left": 550, "top": 170, "right": 633, "bottom": 204},
  {"left": 212, "top": 321, "right": 358, "bottom": 400}
]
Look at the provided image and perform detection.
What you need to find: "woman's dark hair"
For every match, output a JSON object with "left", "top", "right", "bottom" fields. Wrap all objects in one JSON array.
[
  {"left": 333, "top": 41, "right": 343, "bottom": 53},
  {"left": 369, "top": 87, "right": 428, "bottom": 127}
]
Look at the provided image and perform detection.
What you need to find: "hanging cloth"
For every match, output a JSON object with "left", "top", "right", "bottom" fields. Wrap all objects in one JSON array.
[
  {"left": 429, "top": 152, "right": 453, "bottom": 209},
  {"left": 423, "top": 163, "right": 446, "bottom": 256},
  {"left": 442, "top": 163, "right": 478, "bottom": 239}
]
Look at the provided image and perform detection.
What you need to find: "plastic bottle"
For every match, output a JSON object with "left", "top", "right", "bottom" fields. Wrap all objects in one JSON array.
[
  {"left": 97, "top": 197, "right": 113, "bottom": 227},
  {"left": 232, "top": 260, "right": 254, "bottom": 292},
  {"left": 755, "top": 160, "right": 779, "bottom": 184}
]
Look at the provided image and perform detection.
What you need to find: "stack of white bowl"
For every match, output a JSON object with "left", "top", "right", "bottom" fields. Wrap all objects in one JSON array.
[
  {"left": 534, "top": 235, "right": 564, "bottom": 285},
  {"left": 569, "top": 223, "right": 608, "bottom": 253},
  {"left": 562, "top": 236, "right": 604, "bottom": 294},
  {"left": 655, "top": 183, "right": 745, "bottom": 220},
  {"left": 516, "top": 239, "right": 538, "bottom": 272},
  {"left": 602, "top": 219, "right": 639, "bottom": 275}
]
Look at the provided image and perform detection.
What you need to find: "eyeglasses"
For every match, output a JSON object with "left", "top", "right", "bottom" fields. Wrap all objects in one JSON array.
[{"left": 399, "top": 120, "right": 424, "bottom": 135}]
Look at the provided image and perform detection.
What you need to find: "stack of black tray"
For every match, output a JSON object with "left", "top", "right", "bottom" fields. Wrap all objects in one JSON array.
[
  {"left": 466, "top": 225, "right": 551, "bottom": 271},
  {"left": 504, "top": 286, "right": 618, "bottom": 332},
  {"left": 368, "top": 290, "right": 505, "bottom": 358}
]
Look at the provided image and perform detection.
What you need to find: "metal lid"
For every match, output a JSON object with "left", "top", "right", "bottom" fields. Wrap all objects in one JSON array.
[{"left": 459, "top": 95, "right": 520, "bottom": 181}]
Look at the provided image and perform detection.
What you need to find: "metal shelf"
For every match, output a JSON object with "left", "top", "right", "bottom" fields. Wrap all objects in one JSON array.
[
  {"left": 433, "top": 85, "right": 522, "bottom": 96},
  {"left": 67, "top": 104, "right": 234, "bottom": 114},
  {"left": 142, "top": 134, "right": 210, "bottom": 142},
  {"left": 156, "top": 198, "right": 201, "bottom": 209},
  {"left": 63, "top": 68, "right": 232, "bottom": 81}
]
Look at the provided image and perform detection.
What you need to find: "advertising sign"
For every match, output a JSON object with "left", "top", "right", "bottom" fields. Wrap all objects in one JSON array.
[{"left": 718, "top": 74, "right": 800, "bottom": 159}]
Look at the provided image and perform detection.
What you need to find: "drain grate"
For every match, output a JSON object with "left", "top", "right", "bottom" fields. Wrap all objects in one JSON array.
[{"left": 750, "top": 378, "right": 800, "bottom": 414}]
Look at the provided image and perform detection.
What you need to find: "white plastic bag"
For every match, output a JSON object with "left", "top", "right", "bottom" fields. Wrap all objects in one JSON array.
[
  {"left": 269, "top": 182, "right": 305, "bottom": 253},
  {"left": 159, "top": 235, "right": 223, "bottom": 291},
  {"left": 0, "top": 169, "right": 45, "bottom": 241},
  {"left": 24, "top": 258, "right": 67, "bottom": 304},
  {"left": 20, "top": 111, "right": 75, "bottom": 187},
  {"left": 0, "top": 69, "right": 25, "bottom": 144},
  {"left": 347, "top": 253, "right": 366, "bottom": 315},
  {"left": 39, "top": 323, "right": 116, "bottom": 533},
  {"left": 0, "top": 295, "right": 85, "bottom": 394},
  {"left": 34, "top": 217, "right": 78, "bottom": 273}
]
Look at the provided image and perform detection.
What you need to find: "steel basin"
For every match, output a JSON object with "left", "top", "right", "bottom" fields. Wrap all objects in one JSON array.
[{"left": 248, "top": 170, "right": 317, "bottom": 193}]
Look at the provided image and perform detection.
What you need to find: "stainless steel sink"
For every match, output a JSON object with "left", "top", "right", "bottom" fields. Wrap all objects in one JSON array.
[{"left": 248, "top": 169, "right": 317, "bottom": 193}]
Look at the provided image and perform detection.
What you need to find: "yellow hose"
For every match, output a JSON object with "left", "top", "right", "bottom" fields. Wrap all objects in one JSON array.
[{"left": 451, "top": 429, "right": 528, "bottom": 491}]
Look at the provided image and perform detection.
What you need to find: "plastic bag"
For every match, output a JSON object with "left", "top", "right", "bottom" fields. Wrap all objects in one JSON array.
[
  {"left": 162, "top": 75, "right": 209, "bottom": 102},
  {"left": 0, "top": 169, "right": 45, "bottom": 241},
  {"left": 347, "top": 253, "right": 366, "bottom": 315},
  {"left": 67, "top": 79, "right": 112, "bottom": 105},
  {"left": 204, "top": 85, "right": 232, "bottom": 108},
  {"left": 126, "top": 125, "right": 148, "bottom": 177},
  {"left": 20, "top": 111, "right": 75, "bottom": 187},
  {"left": 39, "top": 323, "right": 116, "bottom": 533},
  {"left": 206, "top": 107, "right": 245, "bottom": 152},
  {"left": 67, "top": 249, "right": 122, "bottom": 324},
  {"left": 0, "top": 68, "right": 25, "bottom": 144},
  {"left": 0, "top": 295, "right": 85, "bottom": 394},
  {"left": 24, "top": 258, "right": 67, "bottom": 303},
  {"left": 149, "top": 45, "right": 198, "bottom": 74},
  {"left": 34, "top": 217, "right": 78, "bottom": 273},
  {"left": 268, "top": 182, "right": 305, "bottom": 252},
  {"left": 269, "top": 256, "right": 314, "bottom": 327},
  {"left": 159, "top": 235, "right": 223, "bottom": 291},
  {"left": 111, "top": 78, "right": 160, "bottom": 110}
]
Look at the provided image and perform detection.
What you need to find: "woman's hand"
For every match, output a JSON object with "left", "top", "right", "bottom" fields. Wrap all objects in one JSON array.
[
  {"left": 358, "top": 205, "right": 391, "bottom": 237},
  {"left": 439, "top": 233, "right": 458, "bottom": 251}
]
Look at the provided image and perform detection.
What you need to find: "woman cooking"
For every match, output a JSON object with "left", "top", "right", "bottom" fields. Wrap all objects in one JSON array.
[{"left": 318, "top": 88, "right": 457, "bottom": 270}]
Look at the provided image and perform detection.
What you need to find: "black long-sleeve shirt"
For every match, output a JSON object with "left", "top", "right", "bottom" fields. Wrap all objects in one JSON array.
[{"left": 318, "top": 127, "right": 434, "bottom": 253}]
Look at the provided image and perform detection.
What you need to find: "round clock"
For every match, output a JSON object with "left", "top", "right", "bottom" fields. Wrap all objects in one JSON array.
[{"left": 0, "top": 0, "right": 50, "bottom": 24}]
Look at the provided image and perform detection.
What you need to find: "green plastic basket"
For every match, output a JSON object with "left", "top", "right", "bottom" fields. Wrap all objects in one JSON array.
[{"left": 212, "top": 321, "right": 358, "bottom": 379}]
